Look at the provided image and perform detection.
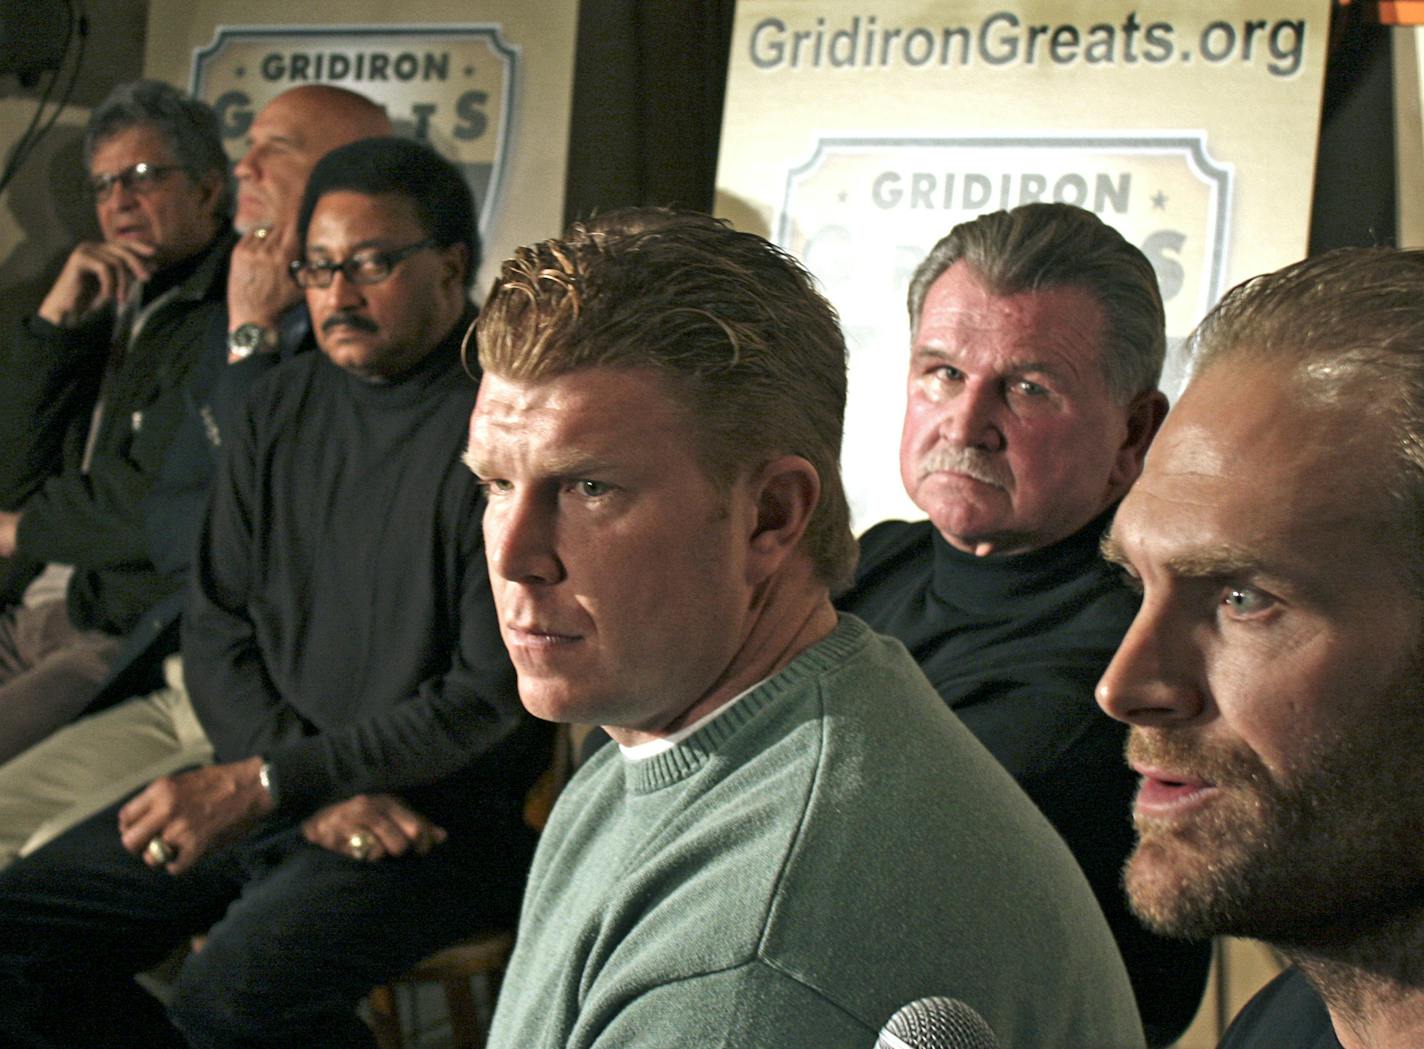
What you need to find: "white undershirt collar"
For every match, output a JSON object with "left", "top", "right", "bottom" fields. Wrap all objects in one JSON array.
[{"left": 617, "top": 679, "right": 767, "bottom": 761}]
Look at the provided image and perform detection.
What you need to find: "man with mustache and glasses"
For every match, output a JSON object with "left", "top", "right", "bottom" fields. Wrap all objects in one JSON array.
[
  {"left": 0, "top": 80, "right": 230, "bottom": 765},
  {"left": 837, "top": 203, "right": 1208, "bottom": 1047},
  {"left": 1097, "top": 248, "right": 1424, "bottom": 1049},
  {"left": 0, "top": 137, "right": 548, "bottom": 1049}
]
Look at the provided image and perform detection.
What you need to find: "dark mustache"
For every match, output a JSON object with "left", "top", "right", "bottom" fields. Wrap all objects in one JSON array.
[{"left": 322, "top": 311, "right": 379, "bottom": 334}]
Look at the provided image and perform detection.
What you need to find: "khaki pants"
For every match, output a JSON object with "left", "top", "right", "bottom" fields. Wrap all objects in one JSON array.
[
  {"left": 0, "top": 655, "right": 212, "bottom": 869},
  {"left": 0, "top": 599, "right": 123, "bottom": 764}
]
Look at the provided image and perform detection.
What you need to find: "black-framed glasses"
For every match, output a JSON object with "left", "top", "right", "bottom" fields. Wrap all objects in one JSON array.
[
  {"left": 288, "top": 238, "right": 437, "bottom": 290},
  {"left": 88, "top": 162, "right": 184, "bottom": 202}
]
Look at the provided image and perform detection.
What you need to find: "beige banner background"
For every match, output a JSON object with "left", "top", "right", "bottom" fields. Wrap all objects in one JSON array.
[
  {"left": 144, "top": 0, "right": 578, "bottom": 295},
  {"left": 716, "top": 0, "right": 1329, "bottom": 529},
  {"left": 1396, "top": 26, "right": 1424, "bottom": 246}
]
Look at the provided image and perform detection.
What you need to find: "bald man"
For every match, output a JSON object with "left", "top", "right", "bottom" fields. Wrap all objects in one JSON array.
[
  {"left": 225, "top": 85, "right": 394, "bottom": 354},
  {"left": 0, "top": 85, "right": 392, "bottom": 868}
]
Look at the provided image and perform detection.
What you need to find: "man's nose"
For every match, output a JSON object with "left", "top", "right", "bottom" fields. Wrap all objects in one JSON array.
[
  {"left": 938, "top": 381, "right": 1004, "bottom": 452},
  {"left": 324, "top": 269, "right": 368, "bottom": 310},
  {"left": 487, "top": 488, "right": 564, "bottom": 586},
  {"left": 1096, "top": 599, "right": 1210, "bottom": 727}
]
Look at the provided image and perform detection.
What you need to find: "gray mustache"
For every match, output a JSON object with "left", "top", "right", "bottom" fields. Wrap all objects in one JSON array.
[{"left": 917, "top": 446, "right": 1012, "bottom": 490}]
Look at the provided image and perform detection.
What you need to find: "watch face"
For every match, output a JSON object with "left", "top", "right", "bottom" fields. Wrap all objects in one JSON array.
[{"left": 229, "top": 324, "right": 273, "bottom": 359}]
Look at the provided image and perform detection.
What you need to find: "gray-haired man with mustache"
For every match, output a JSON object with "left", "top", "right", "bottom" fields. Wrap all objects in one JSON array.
[{"left": 836, "top": 203, "right": 1204, "bottom": 1048}]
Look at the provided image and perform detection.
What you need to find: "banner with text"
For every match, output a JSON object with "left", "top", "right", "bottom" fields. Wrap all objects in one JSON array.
[
  {"left": 193, "top": 26, "right": 516, "bottom": 244},
  {"left": 716, "top": 1, "right": 1329, "bottom": 528},
  {"left": 159, "top": 4, "right": 578, "bottom": 296}
]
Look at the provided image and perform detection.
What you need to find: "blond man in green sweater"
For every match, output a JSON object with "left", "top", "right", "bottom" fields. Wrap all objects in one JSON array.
[{"left": 466, "top": 208, "right": 1145, "bottom": 1049}]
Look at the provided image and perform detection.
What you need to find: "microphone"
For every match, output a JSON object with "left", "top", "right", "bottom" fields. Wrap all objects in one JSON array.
[{"left": 874, "top": 997, "right": 1000, "bottom": 1049}]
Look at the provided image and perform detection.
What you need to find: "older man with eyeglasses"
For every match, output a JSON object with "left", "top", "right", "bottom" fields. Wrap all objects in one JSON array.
[
  {"left": 0, "top": 80, "right": 231, "bottom": 765},
  {"left": 0, "top": 135, "right": 549, "bottom": 1049}
]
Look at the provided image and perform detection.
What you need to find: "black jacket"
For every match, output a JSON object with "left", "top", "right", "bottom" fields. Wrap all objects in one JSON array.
[
  {"left": 83, "top": 303, "right": 311, "bottom": 711},
  {"left": 0, "top": 230, "right": 235, "bottom": 635}
]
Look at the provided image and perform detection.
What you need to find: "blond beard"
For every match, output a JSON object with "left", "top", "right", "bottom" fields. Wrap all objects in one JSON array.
[{"left": 1122, "top": 716, "right": 1424, "bottom": 949}]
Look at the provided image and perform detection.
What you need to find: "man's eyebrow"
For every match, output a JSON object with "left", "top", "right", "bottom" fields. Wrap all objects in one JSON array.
[
  {"left": 1100, "top": 531, "right": 1262, "bottom": 577},
  {"left": 549, "top": 451, "right": 616, "bottom": 474},
  {"left": 910, "top": 345, "right": 971, "bottom": 364},
  {"left": 250, "top": 132, "right": 302, "bottom": 150},
  {"left": 1163, "top": 547, "right": 1262, "bottom": 578},
  {"left": 458, "top": 447, "right": 617, "bottom": 478},
  {"left": 306, "top": 237, "right": 395, "bottom": 257},
  {"left": 910, "top": 343, "right": 1061, "bottom": 376}
]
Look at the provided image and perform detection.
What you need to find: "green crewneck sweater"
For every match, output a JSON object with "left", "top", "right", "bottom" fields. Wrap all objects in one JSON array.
[{"left": 488, "top": 615, "right": 1144, "bottom": 1049}]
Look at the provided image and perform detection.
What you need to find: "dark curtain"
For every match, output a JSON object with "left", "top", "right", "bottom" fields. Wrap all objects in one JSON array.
[
  {"left": 1310, "top": 7, "right": 1396, "bottom": 252},
  {"left": 563, "top": 0, "right": 737, "bottom": 226}
]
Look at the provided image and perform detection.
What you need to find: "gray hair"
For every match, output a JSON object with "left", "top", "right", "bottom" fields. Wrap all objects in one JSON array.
[
  {"left": 83, "top": 79, "right": 232, "bottom": 219},
  {"left": 907, "top": 203, "right": 1165, "bottom": 403}
]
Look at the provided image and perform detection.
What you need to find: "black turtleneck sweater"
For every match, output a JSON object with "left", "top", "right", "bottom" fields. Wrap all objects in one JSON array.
[
  {"left": 1219, "top": 969, "right": 1341, "bottom": 1049},
  {"left": 183, "top": 311, "right": 547, "bottom": 844},
  {"left": 837, "top": 509, "right": 1210, "bottom": 1048}
]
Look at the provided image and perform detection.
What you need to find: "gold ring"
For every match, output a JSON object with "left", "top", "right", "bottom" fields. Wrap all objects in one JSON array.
[
  {"left": 145, "top": 837, "right": 176, "bottom": 865},
  {"left": 348, "top": 831, "right": 374, "bottom": 861},
  {"left": 252, "top": 226, "right": 270, "bottom": 240}
]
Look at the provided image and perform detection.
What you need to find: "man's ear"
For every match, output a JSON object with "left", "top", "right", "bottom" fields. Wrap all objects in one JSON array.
[
  {"left": 1108, "top": 389, "right": 1170, "bottom": 499},
  {"left": 196, "top": 170, "right": 227, "bottom": 221},
  {"left": 746, "top": 455, "right": 821, "bottom": 585},
  {"left": 440, "top": 242, "right": 470, "bottom": 290}
]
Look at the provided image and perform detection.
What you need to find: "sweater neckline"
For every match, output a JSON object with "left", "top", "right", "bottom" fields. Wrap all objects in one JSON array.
[
  {"left": 622, "top": 615, "right": 869, "bottom": 795},
  {"left": 928, "top": 505, "right": 1116, "bottom": 605}
]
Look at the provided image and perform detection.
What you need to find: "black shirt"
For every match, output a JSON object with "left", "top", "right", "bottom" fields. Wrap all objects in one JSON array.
[
  {"left": 184, "top": 310, "right": 548, "bottom": 838},
  {"left": 837, "top": 509, "right": 1211, "bottom": 1047},
  {"left": 1220, "top": 968, "right": 1342, "bottom": 1049}
]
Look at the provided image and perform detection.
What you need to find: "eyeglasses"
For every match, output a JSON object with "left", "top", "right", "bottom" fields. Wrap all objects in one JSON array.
[
  {"left": 288, "top": 238, "right": 437, "bottom": 290},
  {"left": 88, "top": 162, "right": 184, "bottom": 202}
]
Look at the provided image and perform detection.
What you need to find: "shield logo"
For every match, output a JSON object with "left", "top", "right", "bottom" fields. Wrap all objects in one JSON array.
[
  {"left": 777, "top": 133, "right": 1233, "bottom": 354},
  {"left": 190, "top": 24, "right": 518, "bottom": 240}
]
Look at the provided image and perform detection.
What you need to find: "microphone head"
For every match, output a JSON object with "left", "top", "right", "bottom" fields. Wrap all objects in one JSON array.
[{"left": 874, "top": 997, "right": 1000, "bottom": 1049}]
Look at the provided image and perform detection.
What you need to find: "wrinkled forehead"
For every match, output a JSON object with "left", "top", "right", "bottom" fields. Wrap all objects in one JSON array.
[
  {"left": 89, "top": 122, "right": 176, "bottom": 172},
  {"left": 253, "top": 92, "right": 337, "bottom": 155},
  {"left": 245, "top": 106, "right": 306, "bottom": 158},
  {"left": 305, "top": 190, "right": 423, "bottom": 248},
  {"left": 469, "top": 367, "right": 695, "bottom": 453},
  {"left": 915, "top": 263, "right": 1110, "bottom": 382}
]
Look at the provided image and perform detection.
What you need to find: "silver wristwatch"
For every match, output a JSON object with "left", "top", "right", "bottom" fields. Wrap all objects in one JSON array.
[
  {"left": 258, "top": 759, "right": 278, "bottom": 806},
  {"left": 228, "top": 323, "right": 278, "bottom": 359}
]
